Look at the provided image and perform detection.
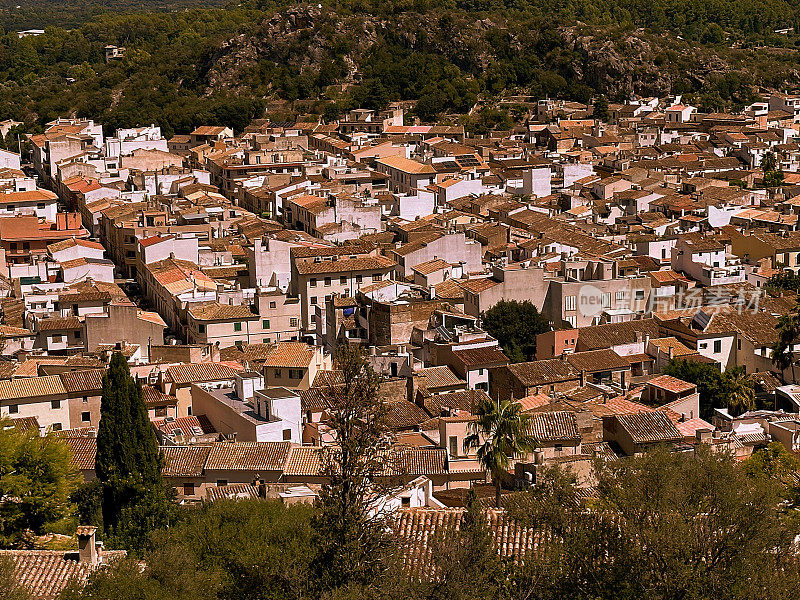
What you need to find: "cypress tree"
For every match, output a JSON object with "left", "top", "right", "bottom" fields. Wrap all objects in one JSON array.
[{"left": 96, "top": 352, "right": 166, "bottom": 545}]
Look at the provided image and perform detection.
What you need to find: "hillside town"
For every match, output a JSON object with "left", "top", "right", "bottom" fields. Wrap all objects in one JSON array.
[{"left": 5, "top": 92, "right": 800, "bottom": 596}]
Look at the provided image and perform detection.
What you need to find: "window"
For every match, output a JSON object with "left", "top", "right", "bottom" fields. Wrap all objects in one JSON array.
[
  {"left": 155, "top": 407, "right": 167, "bottom": 417},
  {"left": 565, "top": 315, "right": 577, "bottom": 327},
  {"left": 601, "top": 292, "right": 611, "bottom": 308},
  {"left": 340, "top": 276, "right": 347, "bottom": 285},
  {"left": 635, "top": 290, "right": 645, "bottom": 300},
  {"left": 324, "top": 277, "right": 331, "bottom": 287},
  {"left": 216, "top": 480, "right": 228, "bottom": 487},
  {"left": 269, "top": 301, "right": 276, "bottom": 309},
  {"left": 478, "top": 368, "right": 485, "bottom": 376},
  {"left": 233, "top": 322, "right": 242, "bottom": 332},
  {"left": 262, "top": 319, "right": 270, "bottom": 329},
  {"left": 310, "top": 278, "right": 317, "bottom": 287},
  {"left": 74, "top": 330, "right": 81, "bottom": 339},
  {"left": 274, "top": 369, "right": 282, "bottom": 378},
  {"left": 700, "top": 342, "right": 707, "bottom": 349},
  {"left": 9, "top": 243, "right": 16, "bottom": 251},
  {"left": 555, "top": 444, "right": 563, "bottom": 453},
  {"left": 8, "top": 404, "right": 18, "bottom": 414},
  {"left": 198, "top": 324, "right": 205, "bottom": 334},
  {"left": 82, "top": 396, "right": 88, "bottom": 403},
  {"left": 51, "top": 399, "right": 61, "bottom": 409},
  {"left": 449, "top": 436, "right": 458, "bottom": 458},
  {"left": 564, "top": 295, "right": 576, "bottom": 311},
  {"left": 401, "top": 496, "right": 411, "bottom": 508},
  {"left": 81, "top": 411, "right": 91, "bottom": 423},
  {"left": 737, "top": 338, "right": 742, "bottom": 351},
  {"left": 713, "top": 340, "right": 722, "bottom": 353},
  {"left": 311, "top": 296, "right": 318, "bottom": 305},
  {"left": 290, "top": 318, "right": 298, "bottom": 327},
  {"left": 51, "top": 423, "right": 62, "bottom": 431},
  {"left": 283, "top": 428, "right": 292, "bottom": 440},
  {"left": 52, "top": 335, "right": 64, "bottom": 344},
  {"left": 356, "top": 275, "right": 363, "bottom": 283},
  {"left": 184, "top": 483, "right": 195, "bottom": 496},
  {"left": 372, "top": 274, "right": 382, "bottom": 282},
  {"left": 37, "top": 203, "right": 45, "bottom": 210},
  {"left": 22, "top": 242, "right": 29, "bottom": 250},
  {"left": 615, "top": 291, "right": 625, "bottom": 301}
]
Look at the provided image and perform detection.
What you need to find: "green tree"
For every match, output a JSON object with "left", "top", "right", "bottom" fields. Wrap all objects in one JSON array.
[
  {"left": 773, "top": 301, "right": 800, "bottom": 383},
  {"left": 510, "top": 446, "right": 800, "bottom": 600},
  {"left": 593, "top": 95, "right": 609, "bottom": 121},
  {"left": 0, "top": 555, "right": 30, "bottom": 600},
  {"left": 725, "top": 367, "right": 756, "bottom": 416},
  {"left": 95, "top": 352, "right": 172, "bottom": 550},
  {"left": 0, "top": 421, "right": 79, "bottom": 548},
  {"left": 61, "top": 499, "right": 315, "bottom": 600},
  {"left": 465, "top": 397, "right": 537, "bottom": 508},
  {"left": 310, "top": 346, "right": 392, "bottom": 594},
  {"left": 664, "top": 358, "right": 726, "bottom": 417},
  {"left": 482, "top": 300, "right": 550, "bottom": 362}
]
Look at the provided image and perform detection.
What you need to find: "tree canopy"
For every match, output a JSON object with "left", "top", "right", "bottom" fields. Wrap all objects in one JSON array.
[
  {"left": 0, "top": 420, "right": 79, "bottom": 548},
  {"left": 482, "top": 300, "right": 550, "bottom": 362}
]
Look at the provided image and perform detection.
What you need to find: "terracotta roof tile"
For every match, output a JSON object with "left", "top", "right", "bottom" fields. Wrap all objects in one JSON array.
[
  {"left": 165, "top": 363, "right": 238, "bottom": 385},
  {"left": 162, "top": 445, "right": 212, "bottom": 478},
  {"left": 204, "top": 441, "right": 291, "bottom": 471}
]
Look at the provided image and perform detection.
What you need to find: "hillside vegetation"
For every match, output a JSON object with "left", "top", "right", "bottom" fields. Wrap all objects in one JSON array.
[{"left": 2, "top": 0, "right": 800, "bottom": 136}]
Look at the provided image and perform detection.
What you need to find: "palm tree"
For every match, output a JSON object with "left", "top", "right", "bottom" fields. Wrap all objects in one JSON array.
[
  {"left": 725, "top": 368, "right": 756, "bottom": 416},
  {"left": 773, "top": 306, "right": 800, "bottom": 383},
  {"left": 464, "top": 397, "right": 538, "bottom": 508}
]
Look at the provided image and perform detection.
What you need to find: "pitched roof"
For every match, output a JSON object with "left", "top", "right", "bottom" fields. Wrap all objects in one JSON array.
[
  {"left": 576, "top": 318, "right": 660, "bottom": 351},
  {"left": 614, "top": 412, "right": 683, "bottom": 444},
  {"left": 284, "top": 446, "right": 324, "bottom": 477},
  {"left": 165, "top": 363, "right": 238, "bottom": 385},
  {"left": 529, "top": 411, "right": 581, "bottom": 442},
  {"left": 187, "top": 302, "right": 258, "bottom": 321},
  {"left": 566, "top": 349, "right": 630, "bottom": 373},
  {"left": 0, "top": 375, "right": 66, "bottom": 400},
  {"left": 417, "top": 366, "right": 465, "bottom": 390},
  {"left": 646, "top": 374, "right": 695, "bottom": 394},
  {"left": 507, "top": 360, "right": 580, "bottom": 387},
  {"left": 376, "top": 155, "right": 436, "bottom": 174},
  {"left": 261, "top": 342, "right": 317, "bottom": 368},
  {"left": 59, "top": 369, "right": 104, "bottom": 394},
  {"left": 204, "top": 441, "right": 292, "bottom": 471},
  {"left": 161, "top": 445, "right": 212, "bottom": 478},
  {"left": 0, "top": 549, "right": 125, "bottom": 600},
  {"left": 60, "top": 435, "right": 97, "bottom": 471},
  {"left": 452, "top": 346, "right": 509, "bottom": 368}
]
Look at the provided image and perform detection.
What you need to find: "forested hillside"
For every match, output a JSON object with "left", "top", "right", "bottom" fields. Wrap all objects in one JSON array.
[{"left": 2, "top": 0, "right": 800, "bottom": 136}]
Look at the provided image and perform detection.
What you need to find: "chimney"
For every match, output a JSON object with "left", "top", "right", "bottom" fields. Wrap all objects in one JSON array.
[
  {"left": 695, "top": 428, "right": 712, "bottom": 444},
  {"left": 77, "top": 526, "right": 99, "bottom": 566}
]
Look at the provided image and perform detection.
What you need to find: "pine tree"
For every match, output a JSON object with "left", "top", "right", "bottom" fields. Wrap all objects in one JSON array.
[{"left": 96, "top": 352, "right": 168, "bottom": 548}]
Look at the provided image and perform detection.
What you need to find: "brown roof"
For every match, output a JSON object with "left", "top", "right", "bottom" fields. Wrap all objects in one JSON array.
[
  {"left": 0, "top": 375, "right": 66, "bottom": 400},
  {"left": 165, "top": 363, "right": 239, "bottom": 385},
  {"left": 529, "top": 411, "right": 581, "bottom": 442},
  {"left": 385, "top": 399, "right": 432, "bottom": 430},
  {"left": 61, "top": 435, "right": 97, "bottom": 471},
  {"left": 161, "top": 445, "right": 212, "bottom": 478},
  {"left": 417, "top": 366, "right": 465, "bottom": 390},
  {"left": 452, "top": 346, "right": 509, "bottom": 368},
  {"left": 295, "top": 254, "right": 396, "bottom": 275},
  {"left": 284, "top": 445, "right": 324, "bottom": 477},
  {"left": 0, "top": 549, "right": 125, "bottom": 600},
  {"left": 646, "top": 374, "right": 695, "bottom": 394},
  {"left": 507, "top": 360, "right": 580, "bottom": 387},
  {"left": 614, "top": 412, "right": 683, "bottom": 444},
  {"left": 204, "top": 441, "right": 291, "bottom": 471},
  {"left": 261, "top": 342, "right": 317, "bottom": 368},
  {"left": 59, "top": 369, "right": 104, "bottom": 394},
  {"left": 188, "top": 303, "right": 257, "bottom": 321},
  {"left": 566, "top": 349, "right": 630, "bottom": 373},
  {"left": 576, "top": 319, "right": 660, "bottom": 351},
  {"left": 37, "top": 316, "right": 82, "bottom": 332},
  {"left": 141, "top": 385, "right": 178, "bottom": 407},
  {"left": 393, "top": 509, "right": 539, "bottom": 578}
]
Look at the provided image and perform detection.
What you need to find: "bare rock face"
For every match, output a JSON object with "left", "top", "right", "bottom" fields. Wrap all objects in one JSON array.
[{"left": 202, "top": 5, "right": 766, "bottom": 101}]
